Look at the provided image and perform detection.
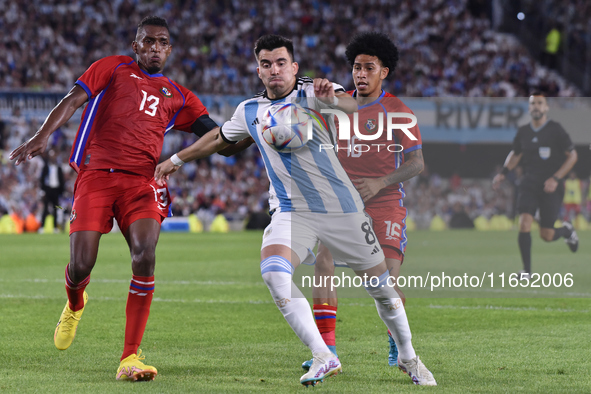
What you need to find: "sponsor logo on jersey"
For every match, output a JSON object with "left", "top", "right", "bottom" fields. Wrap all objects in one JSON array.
[
  {"left": 365, "top": 118, "right": 377, "bottom": 133},
  {"left": 160, "top": 87, "right": 173, "bottom": 98},
  {"left": 130, "top": 73, "right": 144, "bottom": 80},
  {"left": 69, "top": 209, "right": 77, "bottom": 223},
  {"left": 532, "top": 137, "right": 538, "bottom": 143},
  {"left": 252, "top": 117, "right": 259, "bottom": 126},
  {"left": 539, "top": 146, "right": 551, "bottom": 160}
]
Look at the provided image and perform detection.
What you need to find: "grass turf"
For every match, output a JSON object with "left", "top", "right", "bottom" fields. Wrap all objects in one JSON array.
[{"left": 0, "top": 230, "right": 589, "bottom": 393}]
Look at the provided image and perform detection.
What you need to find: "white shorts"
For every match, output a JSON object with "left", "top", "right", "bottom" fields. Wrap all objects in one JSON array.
[{"left": 261, "top": 210, "right": 385, "bottom": 271}]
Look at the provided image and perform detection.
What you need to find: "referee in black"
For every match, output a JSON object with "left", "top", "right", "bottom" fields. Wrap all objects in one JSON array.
[{"left": 493, "top": 92, "right": 579, "bottom": 278}]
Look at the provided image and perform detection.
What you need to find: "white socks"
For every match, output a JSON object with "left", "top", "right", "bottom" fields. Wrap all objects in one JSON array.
[
  {"left": 261, "top": 256, "right": 330, "bottom": 355},
  {"left": 364, "top": 271, "right": 416, "bottom": 360}
]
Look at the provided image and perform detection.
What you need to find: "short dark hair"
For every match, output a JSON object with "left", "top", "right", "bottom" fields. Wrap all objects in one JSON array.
[
  {"left": 138, "top": 16, "right": 169, "bottom": 33},
  {"left": 345, "top": 32, "right": 399, "bottom": 74},
  {"left": 529, "top": 90, "right": 546, "bottom": 97},
  {"left": 254, "top": 35, "right": 295, "bottom": 61}
]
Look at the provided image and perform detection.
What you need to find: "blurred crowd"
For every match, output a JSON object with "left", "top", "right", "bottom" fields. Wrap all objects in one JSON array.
[
  {"left": 0, "top": 0, "right": 580, "bottom": 97},
  {"left": 3, "top": 105, "right": 590, "bottom": 231},
  {"left": 512, "top": 0, "right": 591, "bottom": 74},
  {"left": 1, "top": 0, "right": 588, "bottom": 232}
]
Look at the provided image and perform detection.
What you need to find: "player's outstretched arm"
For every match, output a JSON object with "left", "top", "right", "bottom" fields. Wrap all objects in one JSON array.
[
  {"left": 217, "top": 137, "right": 255, "bottom": 157},
  {"left": 10, "top": 85, "right": 88, "bottom": 165},
  {"left": 492, "top": 150, "right": 522, "bottom": 190},
  {"left": 353, "top": 149, "right": 424, "bottom": 202},
  {"left": 154, "top": 127, "right": 229, "bottom": 185}
]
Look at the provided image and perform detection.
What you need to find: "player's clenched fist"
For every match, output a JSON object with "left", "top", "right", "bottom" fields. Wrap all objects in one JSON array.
[{"left": 313, "top": 78, "right": 334, "bottom": 98}]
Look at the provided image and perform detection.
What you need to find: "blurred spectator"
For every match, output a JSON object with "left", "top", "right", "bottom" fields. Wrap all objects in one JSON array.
[
  {"left": 449, "top": 202, "right": 475, "bottom": 229},
  {"left": 40, "top": 149, "right": 65, "bottom": 232},
  {"left": 0, "top": 112, "right": 6, "bottom": 150},
  {"left": 563, "top": 171, "right": 582, "bottom": 222},
  {"left": 543, "top": 22, "right": 561, "bottom": 70}
]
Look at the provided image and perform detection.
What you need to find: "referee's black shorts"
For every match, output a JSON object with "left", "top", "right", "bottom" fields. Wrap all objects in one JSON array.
[{"left": 517, "top": 178, "right": 565, "bottom": 228}]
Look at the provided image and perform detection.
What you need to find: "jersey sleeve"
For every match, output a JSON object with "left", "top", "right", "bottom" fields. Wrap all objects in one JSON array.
[
  {"left": 172, "top": 87, "right": 217, "bottom": 136},
  {"left": 512, "top": 128, "right": 523, "bottom": 154},
  {"left": 75, "top": 55, "right": 132, "bottom": 99},
  {"left": 220, "top": 102, "right": 249, "bottom": 144},
  {"left": 302, "top": 81, "right": 346, "bottom": 98},
  {"left": 555, "top": 123, "right": 575, "bottom": 152},
  {"left": 332, "top": 82, "right": 346, "bottom": 93}
]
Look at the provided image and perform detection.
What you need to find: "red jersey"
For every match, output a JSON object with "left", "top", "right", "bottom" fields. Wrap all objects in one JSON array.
[
  {"left": 70, "top": 55, "right": 209, "bottom": 177},
  {"left": 337, "top": 90, "right": 422, "bottom": 207}
]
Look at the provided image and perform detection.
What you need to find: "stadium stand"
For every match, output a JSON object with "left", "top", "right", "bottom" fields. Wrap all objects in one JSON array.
[{"left": 1, "top": 0, "right": 588, "bottom": 231}]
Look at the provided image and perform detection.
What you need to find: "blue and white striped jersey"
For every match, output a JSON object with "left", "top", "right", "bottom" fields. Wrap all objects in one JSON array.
[{"left": 220, "top": 77, "right": 364, "bottom": 214}]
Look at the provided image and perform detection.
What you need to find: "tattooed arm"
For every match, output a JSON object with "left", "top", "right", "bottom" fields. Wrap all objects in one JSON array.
[{"left": 352, "top": 149, "right": 424, "bottom": 202}]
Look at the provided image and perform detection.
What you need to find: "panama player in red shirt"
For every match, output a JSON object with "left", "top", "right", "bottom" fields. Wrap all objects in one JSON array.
[
  {"left": 10, "top": 16, "right": 220, "bottom": 381},
  {"left": 302, "top": 32, "right": 428, "bottom": 379}
]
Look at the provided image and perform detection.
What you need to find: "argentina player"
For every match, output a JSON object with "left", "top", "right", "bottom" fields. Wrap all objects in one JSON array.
[{"left": 154, "top": 35, "right": 435, "bottom": 387}]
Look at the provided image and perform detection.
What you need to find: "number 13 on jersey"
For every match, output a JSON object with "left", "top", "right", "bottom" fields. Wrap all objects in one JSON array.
[{"left": 139, "top": 90, "right": 159, "bottom": 117}]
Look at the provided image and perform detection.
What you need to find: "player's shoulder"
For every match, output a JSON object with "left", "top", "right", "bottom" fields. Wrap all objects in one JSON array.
[
  {"left": 165, "top": 78, "right": 193, "bottom": 97},
  {"left": 233, "top": 94, "right": 263, "bottom": 116},
  {"left": 382, "top": 91, "right": 413, "bottom": 113},
  {"left": 88, "top": 55, "right": 134, "bottom": 71},
  {"left": 296, "top": 76, "right": 315, "bottom": 88},
  {"left": 250, "top": 90, "right": 267, "bottom": 100},
  {"left": 100, "top": 55, "right": 134, "bottom": 66},
  {"left": 112, "top": 55, "right": 134, "bottom": 63},
  {"left": 546, "top": 119, "right": 566, "bottom": 131}
]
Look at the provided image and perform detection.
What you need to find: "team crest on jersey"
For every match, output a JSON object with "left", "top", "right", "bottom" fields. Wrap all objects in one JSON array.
[
  {"left": 160, "top": 87, "right": 173, "bottom": 98},
  {"left": 365, "top": 119, "right": 377, "bottom": 133},
  {"left": 539, "top": 147, "right": 551, "bottom": 160},
  {"left": 69, "top": 209, "right": 77, "bottom": 223}
]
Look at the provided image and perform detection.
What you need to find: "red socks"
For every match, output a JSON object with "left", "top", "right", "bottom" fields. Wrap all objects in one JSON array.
[
  {"left": 64, "top": 264, "right": 89, "bottom": 311},
  {"left": 121, "top": 275, "right": 155, "bottom": 360},
  {"left": 313, "top": 304, "right": 337, "bottom": 346}
]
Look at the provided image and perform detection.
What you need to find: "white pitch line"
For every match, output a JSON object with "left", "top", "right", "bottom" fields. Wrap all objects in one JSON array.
[
  {"left": 0, "top": 294, "right": 273, "bottom": 304},
  {"left": 414, "top": 286, "right": 591, "bottom": 298},
  {"left": 0, "top": 294, "right": 587, "bottom": 313},
  {"left": 426, "top": 304, "right": 589, "bottom": 313},
  {"left": 0, "top": 278, "right": 265, "bottom": 286}
]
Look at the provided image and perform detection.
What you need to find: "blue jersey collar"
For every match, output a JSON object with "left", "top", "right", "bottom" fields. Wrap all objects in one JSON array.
[
  {"left": 139, "top": 66, "right": 164, "bottom": 78},
  {"left": 354, "top": 89, "right": 386, "bottom": 109}
]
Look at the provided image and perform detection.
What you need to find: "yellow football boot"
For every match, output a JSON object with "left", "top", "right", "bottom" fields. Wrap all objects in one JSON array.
[
  {"left": 116, "top": 350, "right": 158, "bottom": 381},
  {"left": 54, "top": 291, "right": 88, "bottom": 350}
]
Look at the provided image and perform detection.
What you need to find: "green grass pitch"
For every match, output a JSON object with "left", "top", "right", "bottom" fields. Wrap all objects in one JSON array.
[{"left": 0, "top": 230, "right": 589, "bottom": 393}]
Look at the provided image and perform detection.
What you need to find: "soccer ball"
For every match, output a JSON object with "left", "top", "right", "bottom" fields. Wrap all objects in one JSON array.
[{"left": 261, "top": 102, "right": 310, "bottom": 152}]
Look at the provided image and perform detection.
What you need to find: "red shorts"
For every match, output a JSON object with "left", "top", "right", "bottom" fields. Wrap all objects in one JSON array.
[
  {"left": 365, "top": 203, "right": 407, "bottom": 262},
  {"left": 69, "top": 170, "right": 171, "bottom": 235},
  {"left": 563, "top": 203, "right": 580, "bottom": 214}
]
